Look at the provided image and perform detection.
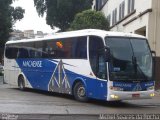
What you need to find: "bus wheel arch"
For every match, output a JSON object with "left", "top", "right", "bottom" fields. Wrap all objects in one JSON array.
[
  {"left": 72, "top": 79, "right": 88, "bottom": 102},
  {"left": 18, "top": 74, "right": 25, "bottom": 91}
]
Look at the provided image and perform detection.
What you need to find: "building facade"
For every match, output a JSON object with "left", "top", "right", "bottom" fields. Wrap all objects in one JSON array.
[
  {"left": 10, "top": 30, "right": 24, "bottom": 40},
  {"left": 24, "top": 30, "right": 35, "bottom": 39},
  {"left": 93, "top": 0, "right": 160, "bottom": 88}
]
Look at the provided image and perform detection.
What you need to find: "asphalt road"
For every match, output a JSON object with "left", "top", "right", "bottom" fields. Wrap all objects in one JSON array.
[{"left": 0, "top": 84, "right": 160, "bottom": 120}]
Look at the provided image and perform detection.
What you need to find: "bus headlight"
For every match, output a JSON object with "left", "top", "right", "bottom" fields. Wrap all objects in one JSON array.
[
  {"left": 110, "top": 86, "right": 124, "bottom": 91},
  {"left": 147, "top": 86, "right": 154, "bottom": 90},
  {"left": 150, "top": 93, "right": 155, "bottom": 97},
  {"left": 110, "top": 94, "right": 119, "bottom": 99}
]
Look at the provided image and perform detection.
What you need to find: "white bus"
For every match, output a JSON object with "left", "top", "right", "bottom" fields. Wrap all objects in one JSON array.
[{"left": 4, "top": 29, "right": 155, "bottom": 101}]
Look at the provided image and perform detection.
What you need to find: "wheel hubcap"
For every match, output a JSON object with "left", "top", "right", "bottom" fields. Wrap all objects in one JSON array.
[{"left": 78, "top": 86, "right": 85, "bottom": 97}]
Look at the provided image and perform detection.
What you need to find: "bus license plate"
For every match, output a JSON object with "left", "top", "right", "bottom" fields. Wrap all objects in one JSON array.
[{"left": 132, "top": 94, "right": 140, "bottom": 98}]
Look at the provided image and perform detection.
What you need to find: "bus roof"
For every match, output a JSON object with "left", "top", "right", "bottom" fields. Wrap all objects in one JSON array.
[{"left": 6, "top": 29, "right": 146, "bottom": 44}]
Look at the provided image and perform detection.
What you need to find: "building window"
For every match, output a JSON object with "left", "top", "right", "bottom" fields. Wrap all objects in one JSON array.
[
  {"left": 96, "top": 0, "right": 107, "bottom": 10},
  {"left": 112, "top": 8, "right": 117, "bottom": 25},
  {"left": 107, "top": 14, "right": 111, "bottom": 27},
  {"left": 112, "top": 11, "right": 114, "bottom": 25},
  {"left": 128, "top": 0, "right": 135, "bottom": 14},
  {"left": 119, "top": 1, "right": 125, "bottom": 21}
]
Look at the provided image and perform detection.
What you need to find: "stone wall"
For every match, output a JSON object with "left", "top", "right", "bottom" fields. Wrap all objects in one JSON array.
[{"left": 155, "top": 57, "right": 160, "bottom": 90}]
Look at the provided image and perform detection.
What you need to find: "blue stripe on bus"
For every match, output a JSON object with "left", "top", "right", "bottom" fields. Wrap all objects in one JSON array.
[
  {"left": 15, "top": 58, "right": 154, "bottom": 100},
  {"left": 16, "top": 59, "right": 108, "bottom": 100},
  {"left": 113, "top": 81, "right": 154, "bottom": 91}
]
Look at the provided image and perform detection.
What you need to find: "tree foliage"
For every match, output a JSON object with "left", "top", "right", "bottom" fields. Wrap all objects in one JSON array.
[
  {"left": 0, "top": 0, "right": 12, "bottom": 48},
  {"left": 69, "top": 10, "right": 109, "bottom": 31},
  {"left": 34, "top": 0, "right": 92, "bottom": 31},
  {"left": 0, "top": 0, "right": 25, "bottom": 47},
  {"left": 11, "top": 7, "right": 25, "bottom": 23},
  {"left": 0, "top": 0, "right": 25, "bottom": 61}
]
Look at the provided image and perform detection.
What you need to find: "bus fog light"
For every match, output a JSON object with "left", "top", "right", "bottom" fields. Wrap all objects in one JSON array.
[
  {"left": 150, "top": 93, "right": 155, "bottom": 97},
  {"left": 110, "top": 94, "right": 119, "bottom": 99}
]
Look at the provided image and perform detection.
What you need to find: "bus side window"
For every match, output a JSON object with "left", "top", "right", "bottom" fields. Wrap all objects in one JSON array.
[
  {"left": 17, "top": 48, "right": 29, "bottom": 58},
  {"left": 5, "top": 47, "right": 18, "bottom": 59},
  {"left": 29, "top": 50, "right": 35, "bottom": 58},
  {"left": 34, "top": 41, "right": 44, "bottom": 58},
  {"left": 75, "top": 37, "right": 87, "bottom": 59}
]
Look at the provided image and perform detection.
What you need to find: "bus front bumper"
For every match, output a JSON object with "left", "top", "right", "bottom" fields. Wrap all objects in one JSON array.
[{"left": 107, "top": 90, "right": 155, "bottom": 101}]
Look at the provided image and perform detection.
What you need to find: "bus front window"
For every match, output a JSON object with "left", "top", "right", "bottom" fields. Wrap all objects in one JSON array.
[
  {"left": 131, "top": 39, "right": 152, "bottom": 80},
  {"left": 105, "top": 37, "right": 153, "bottom": 81}
]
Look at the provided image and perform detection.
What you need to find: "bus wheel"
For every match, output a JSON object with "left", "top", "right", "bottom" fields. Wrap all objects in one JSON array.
[
  {"left": 73, "top": 82, "right": 88, "bottom": 102},
  {"left": 18, "top": 76, "right": 25, "bottom": 91}
]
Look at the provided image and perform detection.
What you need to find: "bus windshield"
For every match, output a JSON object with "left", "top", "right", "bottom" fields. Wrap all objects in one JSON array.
[{"left": 105, "top": 37, "right": 153, "bottom": 81}]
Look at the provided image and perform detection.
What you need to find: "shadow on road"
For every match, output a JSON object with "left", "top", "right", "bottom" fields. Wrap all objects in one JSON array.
[
  {"left": 89, "top": 99, "right": 142, "bottom": 108},
  {"left": 11, "top": 88, "right": 155, "bottom": 109},
  {"left": 12, "top": 87, "right": 75, "bottom": 100}
]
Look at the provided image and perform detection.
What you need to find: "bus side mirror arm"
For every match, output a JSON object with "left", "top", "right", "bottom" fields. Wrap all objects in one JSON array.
[
  {"left": 151, "top": 51, "right": 156, "bottom": 57},
  {"left": 104, "top": 46, "right": 111, "bottom": 62},
  {"left": 98, "top": 46, "right": 111, "bottom": 62}
]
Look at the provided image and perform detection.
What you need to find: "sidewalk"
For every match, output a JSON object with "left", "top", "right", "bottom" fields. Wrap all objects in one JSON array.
[
  {"left": 155, "top": 89, "right": 160, "bottom": 96},
  {"left": 0, "top": 76, "right": 3, "bottom": 85}
]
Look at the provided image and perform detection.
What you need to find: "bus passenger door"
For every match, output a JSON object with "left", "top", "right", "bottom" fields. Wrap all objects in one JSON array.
[
  {"left": 97, "top": 51, "right": 108, "bottom": 99},
  {"left": 89, "top": 36, "right": 107, "bottom": 100},
  {"left": 97, "top": 51, "right": 107, "bottom": 81}
]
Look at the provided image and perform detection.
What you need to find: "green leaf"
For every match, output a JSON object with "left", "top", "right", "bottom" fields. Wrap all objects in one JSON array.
[
  {"left": 69, "top": 10, "right": 109, "bottom": 31},
  {"left": 34, "top": 0, "right": 92, "bottom": 31}
]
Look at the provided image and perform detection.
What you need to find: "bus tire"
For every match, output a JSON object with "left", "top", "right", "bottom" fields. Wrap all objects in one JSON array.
[
  {"left": 18, "top": 76, "right": 25, "bottom": 91},
  {"left": 73, "top": 82, "right": 88, "bottom": 102}
]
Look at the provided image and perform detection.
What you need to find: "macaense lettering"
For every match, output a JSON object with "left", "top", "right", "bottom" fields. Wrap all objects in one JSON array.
[{"left": 23, "top": 61, "right": 42, "bottom": 68}]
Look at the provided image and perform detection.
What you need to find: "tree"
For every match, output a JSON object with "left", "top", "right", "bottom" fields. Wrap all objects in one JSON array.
[
  {"left": 69, "top": 10, "right": 109, "bottom": 31},
  {"left": 11, "top": 7, "right": 25, "bottom": 23},
  {"left": 34, "top": 0, "right": 92, "bottom": 31},
  {"left": 0, "top": 0, "right": 25, "bottom": 62},
  {"left": 0, "top": 0, "right": 25, "bottom": 47}
]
